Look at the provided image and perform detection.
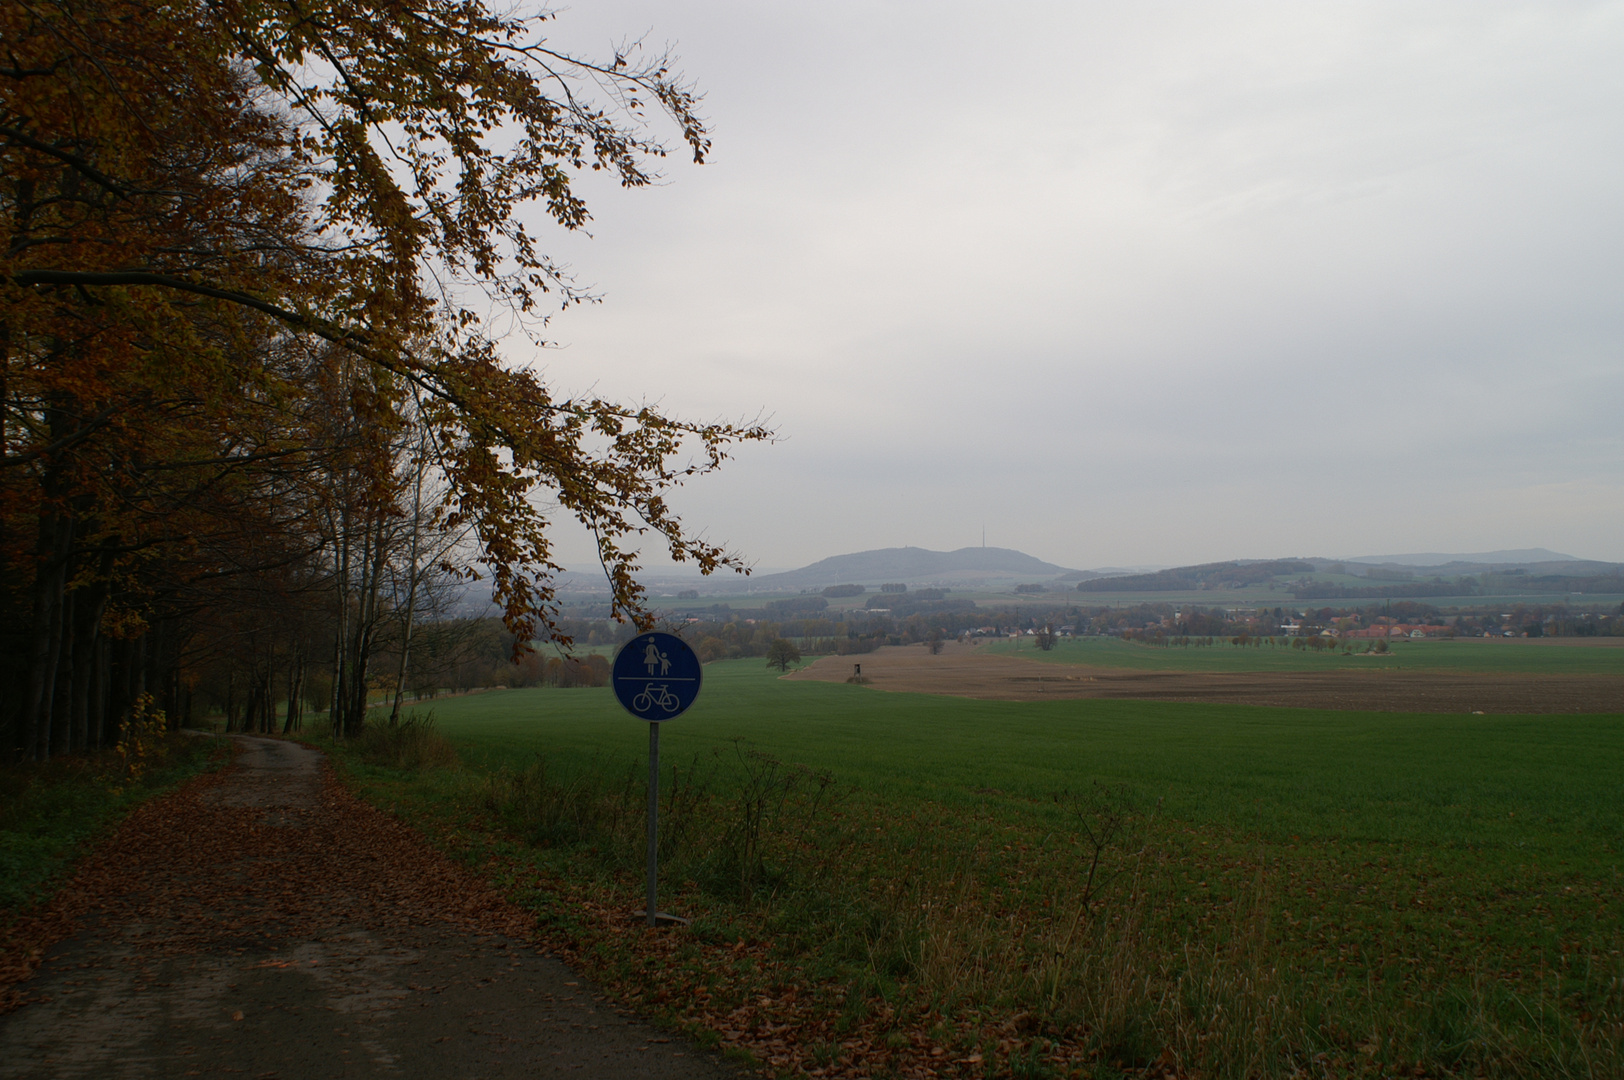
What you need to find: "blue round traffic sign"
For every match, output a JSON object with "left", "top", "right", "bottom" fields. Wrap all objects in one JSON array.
[{"left": 611, "top": 632, "right": 702, "bottom": 721}]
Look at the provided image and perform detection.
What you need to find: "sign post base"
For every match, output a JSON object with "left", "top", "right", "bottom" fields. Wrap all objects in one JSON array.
[{"left": 634, "top": 910, "right": 692, "bottom": 927}]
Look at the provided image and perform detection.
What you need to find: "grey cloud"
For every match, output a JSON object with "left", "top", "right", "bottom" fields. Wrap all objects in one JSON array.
[{"left": 521, "top": 2, "right": 1624, "bottom": 570}]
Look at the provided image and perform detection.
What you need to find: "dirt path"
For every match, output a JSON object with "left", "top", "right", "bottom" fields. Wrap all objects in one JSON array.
[
  {"left": 0, "top": 736, "right": 742, "bottom": 1079},
  {"left": 787, "top": 642, "right": 1624, "bottom": 712}
]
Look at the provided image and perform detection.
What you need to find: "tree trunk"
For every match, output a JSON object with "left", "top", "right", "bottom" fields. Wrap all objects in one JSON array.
[
  {"left": 390, "top": 435, "right": 429, "bottom": 724},
  {"left": 155, "top": 620, "right": 178, "bottom": 727},
  {"left": 283, "top": 650, "right": 302, "bottom": 734},
  {"left": 68, "top": 595, "right": 88, "bottom": 754},
  {"left": 353, "top": 508, "right": 393, "bottom": 736},
  {"left": 68, "top": 584, "right": 105, "bottom": 753},
  {"left": 260, "top": 671, "right": 273, "bottom": 733},
  {"left": 243, "top": 668, "right": 260, "bottom": 733},
  {"left": 93, "top": 635, "right": 111, "bottom": 749},
  {"left": 23, "top": 508, "right": 71, "bottom": 761},
  {"left": 329, "top": 505, "right": 351, "bottom": 736},
  {"left": 51, "top": 588, "right": 75, "bottom": 755},
  {"left": 133, "top": 632, "right": 147, "bottom": 702}
]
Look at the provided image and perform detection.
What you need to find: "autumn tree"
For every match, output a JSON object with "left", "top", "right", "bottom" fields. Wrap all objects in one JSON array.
[
  {"left": 764, "top": 639, "right": 801, "bottom": 673},
  {"left": 2, "top": 0, "right": 767, "bottom": 758}
]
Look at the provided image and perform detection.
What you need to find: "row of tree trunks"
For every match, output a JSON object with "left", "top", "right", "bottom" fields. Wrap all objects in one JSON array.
[
  {"left": 8, "top": 395, "right": 454, "bottom": 759},
  {"left": 20, "top": 565, "right": 155, "bottom": 761},
  {"left": 212, "top": 651, "right": 311, "bottom": 735}
]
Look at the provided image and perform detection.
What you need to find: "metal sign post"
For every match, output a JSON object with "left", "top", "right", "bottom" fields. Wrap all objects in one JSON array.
[
  {"left": 610, "top": 632, "right": 702, "bottom": 927},
  {"left": 645, "top": 719, "right": 659, "bottom": 925}
]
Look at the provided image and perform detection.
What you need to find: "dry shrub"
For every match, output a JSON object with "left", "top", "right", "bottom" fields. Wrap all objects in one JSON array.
[
  {"left": 476, "top": 757, "right": 642, "bottom": 850},
  {"left": 355, "top": 711, "right": 458, "bottom": 770},
  {"left": 109, "top": 693, "right": 169, "bottom": 787}
]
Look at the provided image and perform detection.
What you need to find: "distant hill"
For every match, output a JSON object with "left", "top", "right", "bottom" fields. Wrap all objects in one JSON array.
[
  {"left": 1055, "top": 565, "right": 1166, "bottom": 582},
  {"left": 1343, "top": 549, "right": 1577, "bottom": 567},
  {"left": 1077, "top": 559, "right": 1315, "bottom": 593},
  {"left": 644, "top": 545, "right": 1623, "bottom": 602},
  {"left": 751, "top": 546, "right": 1074, "bottom": 590}
]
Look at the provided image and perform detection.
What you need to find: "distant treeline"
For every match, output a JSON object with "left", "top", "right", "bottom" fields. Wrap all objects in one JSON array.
[
  {"left": 1292, "top": 582, "right": 1466, "bottom": 600},
  {"left": 178, "top": 594, "right": 1622, "bottom": 713},
  {"left": 414, "top": 594, "right": 1624, "bottom": 692},
  {"left": 1079, "top": 560, "right": 1316, "bottom": 593},
  {"left": 864, "top": 592, "right": 965, "bottom": 617},
  {"left": 1525, "top": 575, "right": 1624, "bottom": 594},
  {"left": 1294, "top": 574, "right": 1624, "bottom": 600},
  {"left": 765, "top": 596, "right": 829, "bottom": 614}
]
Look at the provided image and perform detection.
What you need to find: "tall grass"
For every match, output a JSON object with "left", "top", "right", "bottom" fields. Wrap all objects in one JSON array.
[
  {"left": 353, "top": 710, "right": 459, "bottom": 770},
  {"left": 475, "top": 755, "right": 641, "bottom": 849},
  {"left": 469, "top": 740, "right": 848, "bottom": 901}
]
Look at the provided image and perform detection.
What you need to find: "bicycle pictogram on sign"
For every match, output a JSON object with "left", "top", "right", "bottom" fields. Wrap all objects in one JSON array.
[
  {"left": 611, "top": 632, "right": 701, "bottom": 722},
  {"left": 632, "top": 684, "right": 681, "bottom": 714}
]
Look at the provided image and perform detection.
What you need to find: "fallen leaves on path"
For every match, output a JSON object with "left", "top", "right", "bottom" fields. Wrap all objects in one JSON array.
[
  {"left": 3, "top": 746, "right": 1185, "bottom": 1077},
  {"left": 1, "top": 750, "right": 533, "bottom": 1014}
]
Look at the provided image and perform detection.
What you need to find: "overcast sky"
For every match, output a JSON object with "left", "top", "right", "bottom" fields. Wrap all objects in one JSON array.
[{"left": 512, "top": 1, "right": 1624, "bottom": 574}]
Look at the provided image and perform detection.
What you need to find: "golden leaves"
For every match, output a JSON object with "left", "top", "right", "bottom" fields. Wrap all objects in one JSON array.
[{"left": 4, "top": 0, "right": 766, "bottom": 665}]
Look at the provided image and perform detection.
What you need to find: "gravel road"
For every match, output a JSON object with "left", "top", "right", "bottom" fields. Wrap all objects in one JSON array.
[{"left": 0, "top": 735, "right": 743, "bottom": 1079}]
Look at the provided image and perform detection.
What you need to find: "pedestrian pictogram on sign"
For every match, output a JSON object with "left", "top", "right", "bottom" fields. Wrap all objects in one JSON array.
[{"left": 612, "top": 632, "right": 701, "bottom": 721}]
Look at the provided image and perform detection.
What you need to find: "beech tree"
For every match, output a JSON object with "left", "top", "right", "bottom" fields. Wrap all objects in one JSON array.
[
  {"left": 764, "top": 639, "right": 801, "bottom": 673},
  {"left": 2, "top": 0, "right": 767, "bottom": 758}
]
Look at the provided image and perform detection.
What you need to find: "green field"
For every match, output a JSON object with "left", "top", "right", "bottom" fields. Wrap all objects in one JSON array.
[
  {"left": 413, "top": 665, "right": 1622, "bottom": 840},
  {"left": 986, "top": 633, "right": 1624, "bottom": 675},
  {"left": 338, "top": 663, "right": 1624, "bottom": 1078}
]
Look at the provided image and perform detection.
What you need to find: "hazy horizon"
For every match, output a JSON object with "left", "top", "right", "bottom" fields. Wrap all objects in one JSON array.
[
  {"left": 554, "top": 543, "right": 1604, "bottom": 586},
  {"left": 513, "top": 2, "right": 1624, "bottom": 573}
]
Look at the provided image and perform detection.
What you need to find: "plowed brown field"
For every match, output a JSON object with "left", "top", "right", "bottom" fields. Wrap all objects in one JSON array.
[{"left": 785, "top": 642, "right": 1624, "bottom": 713}]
